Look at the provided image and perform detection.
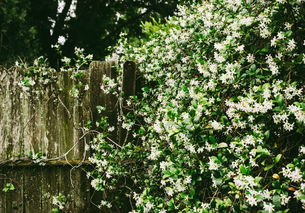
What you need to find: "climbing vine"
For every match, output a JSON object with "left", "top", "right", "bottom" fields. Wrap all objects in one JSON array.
[
  {"left": 89, "top": 0, "right": 305, "bottom": 212},
  {"left": 17, "top": 47, "right": 92, "bottom": 99}
]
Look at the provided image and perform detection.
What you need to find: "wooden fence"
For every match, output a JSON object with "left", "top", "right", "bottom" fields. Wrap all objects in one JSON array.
[{"left": 0, "top": 61, "right": 137, "bottom": 213}]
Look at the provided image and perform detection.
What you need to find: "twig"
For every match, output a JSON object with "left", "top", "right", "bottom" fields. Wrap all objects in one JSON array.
[{"left": 106, "top": 137, "right": 123, "bottom": 149}]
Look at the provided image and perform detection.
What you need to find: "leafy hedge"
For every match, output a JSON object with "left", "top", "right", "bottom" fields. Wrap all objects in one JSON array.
[{"left": 90, "top": 0, "right": 305, "bottom": 212}]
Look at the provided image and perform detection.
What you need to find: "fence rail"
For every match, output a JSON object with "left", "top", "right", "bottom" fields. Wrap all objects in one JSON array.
[{"left": 0, "top": 60, "right": 137, "bottom": 212}]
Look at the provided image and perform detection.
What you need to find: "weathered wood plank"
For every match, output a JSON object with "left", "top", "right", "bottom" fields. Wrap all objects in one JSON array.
[
  {"left": 0, "top": 159, "right": 91, "bottom": 167},
  {"left": 119, "top": 61, "right": 137, "bottom": 145},
  {"left": 42, "top": 166, "right": 59, "bottom": 213},
  {"left": 9, "top": 168, "right": 23, "bottom": 213},
  {"left": 0, "top": 174, "right": 4, "bottom": 212},
  {"left": 122, "top": 61, "right": 137, "bottom": 101},
  {"left": 0, "top": 169, "right": 7, "bottom": 213},
  {"left": 24, "top": 167, "right": 42, "bottom": 212}
]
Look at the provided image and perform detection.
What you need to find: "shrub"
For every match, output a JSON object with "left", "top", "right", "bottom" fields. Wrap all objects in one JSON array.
[{"left": 90, "top": 0, "right": 305, "bottom": 212}]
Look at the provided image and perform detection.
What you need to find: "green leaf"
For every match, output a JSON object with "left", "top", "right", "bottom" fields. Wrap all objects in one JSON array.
[
  {"left": 274, "top": 154, "right": 282, "bottom": 163},
  {"left": 189, "top": 188, "right": 195, "bottom": 198},
  {"left": 272, "top": 195, "right": 281, "bottom": 208},
  {"left": 189, "top": 109, "right": 195, "bottom": 117},
  {"left": 254, "top": 146, "right": 270, "bottom": 156},
  {"left": 163, "top": 170, "right": 172, "bottom": 178},
  {"left": 297, "top": 195, "right": 305, "bottom": 200},
  {"left": 218, "top": 142, "right": 228, "bottom": 148},
  {"left": 264, "top": 130, "right": 270, "bottom": 140},
  {"left": 250, "top": 64, "right": 256, "bottom": 71},
  {"left": 167, "top": 198, "right": 174, "bottom": 209},
  {"left": 287, "top": 163, "right": 294, "bottom": 168},
  {"left": 143, "top": 87, "right": 150, "bottom": 93},
  {"left": 257, "top": 48, "right": 269, "bottom": 55},
  {"left": 240, "top": 165, "right": 250, "bottom": 175},
  {"left": 276, "top": 95, "right": 284, "bottom": 106},
  {"left": 209, "top": 136, "right": 216, "bottom": 143},
  {"left": 255, "top": 194, "right": 264, "bottom": 199},
  {"left": 138, "top": 127, "right": 145, "bottom": 135},
  {"left": 182, "top": 85, "right": 189, "bottom": 92},
  {"left": 254, "top": 177, "right": 263, "bottom": 184},
  {"left": 285, "top": 30, "right": 292, "bottom": 37},
  {"left": 220, "top": 116, "right": 228, "bottom": 124},
  {"left": 264, "top": 164, "right": 274, "bottom": 171},
  {"left": 2, "top": 183, "right": 15, "bottom": 192}
]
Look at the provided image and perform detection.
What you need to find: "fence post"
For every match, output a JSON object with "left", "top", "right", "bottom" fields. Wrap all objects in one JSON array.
[
  {"left": 89, "top": 60, "right": 118, "bottom": 133},
  {"left": 119, "top": 61, "right": 137, "bottom": 146},
  {"left": 88, "top": 60, "right": 118, "bottom": 213}
]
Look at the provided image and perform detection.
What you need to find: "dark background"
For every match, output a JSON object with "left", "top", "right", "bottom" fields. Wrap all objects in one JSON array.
[{"left": 0, "top": 0, "right": 192, "bottom": 67}]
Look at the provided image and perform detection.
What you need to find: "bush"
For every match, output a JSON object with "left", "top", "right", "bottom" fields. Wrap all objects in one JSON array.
[{"left": 90, "top": 0, "right": 305, "bottom": 212}]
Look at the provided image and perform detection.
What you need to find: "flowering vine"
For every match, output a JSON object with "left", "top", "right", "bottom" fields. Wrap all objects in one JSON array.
[{"left": 89, "top": 0, "right": 305, "bottom": 212}]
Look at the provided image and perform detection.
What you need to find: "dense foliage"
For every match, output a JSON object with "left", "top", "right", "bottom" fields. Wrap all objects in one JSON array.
[
  {"left": 89, "top": 0, "right": 305, "bottom": 212},
  {"left": 0, "top": 0, "right": 190, "bottom": 66}
]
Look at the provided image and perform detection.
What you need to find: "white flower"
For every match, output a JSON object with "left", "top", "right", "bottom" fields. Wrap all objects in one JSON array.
[
  {"left": 161, "top": 180, "right": 166, "bottom": 186},
  {"left": 236, "top": 44, "right": 245, "bottom": 52},
  {"left": 214, "top": 52, "right": 226, "bottom": 63},
  {"left": 153, "top": 121, "right": 163, "bottom": 133},
  {"left": 214, "top": 42, "right": 225, "bottom": 51},
  {"left": 294, "top": 190, "right": 303, "bottom": 199},
  {"left": 57, "top": 35, "right": 66, "bottom": 45},
  {"left": 242, "top": 135, "right": 256, "bottom": 146},
  {"left": 284, "top": 22, "right": 292, "bottom": 30},
  {"left": 282, "top": 167, "right": 303, "bottom": 182},
  {"left": 29, "top": 79, "right": 36, "bottom": 86},
  {"left": 288, "top": 104, "right": 301, "bottom": 114},
  {"left": 209, "top": 63, "right": 218, "bottom": 73},
  {"left": 262, "top": 190, "right": 272, "bottom": 200},
  {"left": 148, "top": 146, "right": 161, "bottom": 160},
  {"left": 290, "top": 168, "right": 303, "bottom": 182},
  {"left": 240, "top": 17, "right": 253, "bottom": 26},
  {"left": 91, "top": 178, "right": 102, "bottom": 189},
  {"left": 280, "top": 194, "right": 290, "bottom": 205},
  {"left": 283, "top": 122, "right": 294, "bottom": 131},
  {"left": 287, "top": 39, "right": 296, "bottom": 51},
  {"left": 145, "top": 202, "right": 154, "bottom": 212},
  {"left": 176, "top": 182, "right": 186, "bottom": 192},
  {"left": 184, "top": 176, "right": 192, "bottom": 184},
  {"left": 246, "top": 194, "right": 258, "bottom": 206},
  {"left": 210, "top": 120, "right": 224, "bottom": 130},
  {"left": 263, "top": 202, "right": 275, "bottom": 213},
  {"left": 201, "top": 203, "right": 210, "bottom": 209},
  {"left": 299, "top": 146, "right": 305, "bottom": 154},
  {"left": 276, "top": 53, "right": 283, "bottom": 59},
  {"left": 62, "top": 56, "right": 71, "bottom": 64},
  {"left": 263, "top": 89, "right": 271, "bottom": 99},
  {"left": 247, "top": 54, "right": 255, "bottom": 63},
  {"left": 165, "top": 187, "right": 174, "bottom": 196},
  {"left": 277, "top": 31, "right": 285, "bottom": 40},
  {"left": 208, "top": 157, "right": 220, "bottom": 170},
  {"left": 160, "top": 161, "right": 171, "bottom": 170},
  {"left": 276, "top": 0, "right": 287, "bottom": 4},
  {"left": 271, "top": 37, "right": 277, "bottom": 47},
  {"left": 108, "top": 126, "right": 115, "bottom": 132}
]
